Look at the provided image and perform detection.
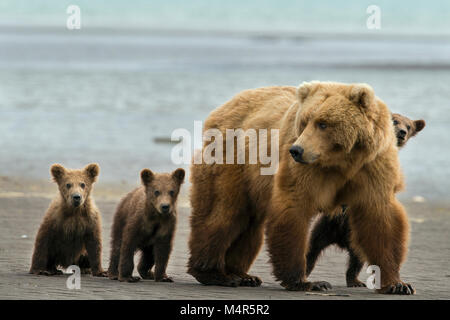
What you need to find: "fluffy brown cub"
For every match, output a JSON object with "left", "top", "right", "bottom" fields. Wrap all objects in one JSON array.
[
  {"left": 30, "top": 163, "right": 107, "bottom": 277},
  {"left": 392, "top": 113, "right": 426, "bottom": 147},
  {"left": 108, "top": 168, "right": 185, "bottom": 283}
]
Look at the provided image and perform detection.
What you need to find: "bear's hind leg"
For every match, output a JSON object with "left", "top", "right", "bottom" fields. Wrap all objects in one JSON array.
[
  {"left": 188, "top": 206, "right": 245, "bottom": 287},
  {"left": 137, "top": 246, "right": 155, "bottom": 280},
  {"left": 345, "top": 249, "right": 365, "bottom": 287},
  {"left": 225, "top": 215, "right": 265, "bottom": 287}
]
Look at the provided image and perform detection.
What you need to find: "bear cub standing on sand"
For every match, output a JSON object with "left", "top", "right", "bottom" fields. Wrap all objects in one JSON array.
[
  {"left": 306, "top": 113, "right": 425, "bottom": 287},
  {"left": 108, "top": 168, "right": 185, "bottom": 282},
  {"left": 30, "top": 163, "right": 107, "bottom": 276}
]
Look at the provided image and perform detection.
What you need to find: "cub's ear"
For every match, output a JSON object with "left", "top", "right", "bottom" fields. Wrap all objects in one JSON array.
[
  {"left": 84, "top": 163, "right": 100, "bottom": 182},
  {"left": 50, "top": 164, "right": 66, "bottom": 183},
  {"left": 297, "top": 81, "right": 317, "bottom": 103},
  {"left": 141, "top": 169, "right": 154, "bottom": 186},
  {"left": 349, "top": 84, "right": 374, "bottom": 110},
  {"left": 172, "top": 168, "right": 185, "bottom": 184},
  {"left": 414, "top": 119, "right": 426, "bottom": 133}
]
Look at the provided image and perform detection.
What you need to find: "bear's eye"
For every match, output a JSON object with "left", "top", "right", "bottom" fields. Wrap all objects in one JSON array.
[
  {"left": 154, "top": 190, "right": 160, "bottom": 197},
  {"left": 318, "top": 122, "right": 327, "bottom": 130},
  {"left": 393, "top": 120, "right": 399, "bottom": 125},
  {"left": 169, "top": 190, "right": 175, "bottom": 197},
  {"left": 80, "top": 183, "right": 86, "bottom": 189},
  {"left": 66, "top": 183, "right": 72, "bottom": 189},
  {"left": 406, "top": 125, "right": 411, "bottom": 131}
]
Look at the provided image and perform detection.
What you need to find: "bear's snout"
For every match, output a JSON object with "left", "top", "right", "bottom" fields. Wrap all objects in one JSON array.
[
  {"left": 289, "top": 145, "right": 306, "bottom": 163},
  {"left": 160, "top": 204, "right": 171, "bottom": 214},
  {"left": 72, "top": 193, "right": 82, "bottom": 207}
]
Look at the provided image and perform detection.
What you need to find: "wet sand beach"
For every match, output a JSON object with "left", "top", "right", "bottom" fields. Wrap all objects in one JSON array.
[{"left": 1, "top": 177, "right": 449, "bottom": 300}]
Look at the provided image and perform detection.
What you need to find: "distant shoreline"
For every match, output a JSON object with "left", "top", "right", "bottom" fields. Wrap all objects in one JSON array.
[{"left": 2, "top": 23, "right": 450, "bottom": 42}]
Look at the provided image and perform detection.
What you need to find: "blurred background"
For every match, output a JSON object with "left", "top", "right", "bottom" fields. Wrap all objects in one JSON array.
[{"left": 0, "top": 0, "right": 449, "bottom": 202}]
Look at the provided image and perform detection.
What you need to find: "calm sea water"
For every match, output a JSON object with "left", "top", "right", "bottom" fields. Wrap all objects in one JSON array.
[{"left": 0, "top": 1, "right": 449, "bottom": 202}]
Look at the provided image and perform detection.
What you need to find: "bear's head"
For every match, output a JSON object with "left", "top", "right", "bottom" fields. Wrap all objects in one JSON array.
[
  {"left": 290, "top": 81, "right": 393, "bottom": 167},
  {"left": 140, "top": 168, "right": 185, "bottom": 216},
  {"left": 392, "top": 113, "right": 425, "bottom": 148},
  {"left": 51, "top": 163, "right": 100, "bottom": 209}
]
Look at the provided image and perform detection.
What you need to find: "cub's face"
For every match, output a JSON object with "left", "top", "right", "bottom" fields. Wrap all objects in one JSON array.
[
  {"left": 290, "top": 82, "right": 375, "bottom": 166},
  {"left": 51, "top": 163, "right": 99, "bottom": 208},
  {"left": 392, "top": 113, "right": 425, "bottom": 148},
  {"left": 141, "top": 168, "right": 185, "bottom": 216}
]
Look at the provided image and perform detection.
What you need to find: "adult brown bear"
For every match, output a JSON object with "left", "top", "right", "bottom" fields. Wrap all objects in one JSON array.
[{"left": 188, "top": 81, "right": 414, "bottom": 294}]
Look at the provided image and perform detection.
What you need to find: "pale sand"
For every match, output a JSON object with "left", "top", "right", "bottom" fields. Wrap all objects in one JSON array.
[{"left": 0, "top": 177, "right": 449, "bottom": 300}]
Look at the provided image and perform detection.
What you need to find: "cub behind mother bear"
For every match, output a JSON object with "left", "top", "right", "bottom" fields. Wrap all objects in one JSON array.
[{"left": 188, "top": 81, "right": 414, "bottom": 294}]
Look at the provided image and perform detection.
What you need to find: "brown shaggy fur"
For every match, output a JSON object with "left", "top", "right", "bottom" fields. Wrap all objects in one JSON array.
[
  {"left": 306, "top": 113, "right": 425, "bottom": 287},
  {"left": 30, "top": 163, "right": 107, "bottom": 277},
  {"left": 108, "top": 168, "right": 185, "bottom": 283},
  {"left": 188, "top": 81, "right": 415, "bottom": 294}
]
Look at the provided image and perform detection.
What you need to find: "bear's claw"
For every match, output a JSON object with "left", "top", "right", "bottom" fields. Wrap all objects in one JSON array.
[
  {"left": 283, "top": 280, "right": 332, "bottom": 291},
  {"left": 239, "top": 275, "right": 262, "bottom": 287},
  {"left": 346, "top": 279, "right": 366, "bottom": 287},
  {"left": 380, "top": 282, "right": 415, "bottom": 295}
]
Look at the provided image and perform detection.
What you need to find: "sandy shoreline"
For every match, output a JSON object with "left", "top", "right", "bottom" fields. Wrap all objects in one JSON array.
[{"left": 1, "top": 176, "right": 449, "bottom": 300}]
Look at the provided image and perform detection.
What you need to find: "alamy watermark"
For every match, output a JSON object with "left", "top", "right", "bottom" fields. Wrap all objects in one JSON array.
[
  {"left": 66, "top": 5, "right": 81, "bottom": 30},
  {"left": 366, "top": 5, "right": 381, "bottom": 30},
  {"left": 171, "top": 121, "right": 279, "bottom": 175},
  {"left": 66, "top": 265, "right": 81, "bottom": 290},
  {"left": 366, "top": 265, "right": 381, "bottom": 289}
]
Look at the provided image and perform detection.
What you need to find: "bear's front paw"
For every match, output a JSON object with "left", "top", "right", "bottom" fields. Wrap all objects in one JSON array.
[
  {"left": 379, "top": 282, "right": 415, "bottom": 295},
  {"left": 156, "top": 276, "right": 174, "bottom": 283},
  {"left": 108, "top": 272, "right": 118, "bottom": 280},
  {"left": 32, "top": 269, "right": 62, "bottom": 276},
  {"left": 80, "top": 268, "right": 91, "bottom": 275},
  {"left": 119, "top": 276, "right": 141, "bottom": 283},
  {"left": 138, "top": 270, "right": 154, "bottom": 280},
  {"left": 346, "top": 279, "right": 366, "bottom": 287},
  {"left": 92, "top": 270, "right": 108, "bottom": 277},
  {"left": 239, "top": 274, "right": 262, "bottom": 287},
  {"left": 283, "top": 280, "right": 332, "bottom": 291}
]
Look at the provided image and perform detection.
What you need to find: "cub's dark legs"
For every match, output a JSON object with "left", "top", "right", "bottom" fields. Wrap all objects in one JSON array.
[
  {"left": 118, "top": 234, "right": 140, "bottom": 282},
  {"left": 306, "top": 214, "right": 340, "bottom": 277},
  {"left": 346, "top": 249, "right": 365, "bottom": 287},
  {"left": 85, "top": 228, "right": 107, "bottom": 277},
  {"left": 153, "top": 237, "right": 173, "bottom": 282},
  {"left": 78, "top": 254, "right": 91, "bottom": 274},
  {"left": 30, "top": 227, "right": 60, "bottom": 275},
  {"left": 137, "top": 246, "right": 155, "bottom": 280},
  {"left": 108, "top": 216, "right": 124, "bottom": 280}
]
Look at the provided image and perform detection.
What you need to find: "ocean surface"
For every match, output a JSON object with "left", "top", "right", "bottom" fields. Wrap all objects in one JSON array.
[{"left": 0, "top": 1, "right": 449, "bottom": 202}]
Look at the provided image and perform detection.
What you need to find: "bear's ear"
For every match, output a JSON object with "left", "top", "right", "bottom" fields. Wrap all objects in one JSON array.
[
  {"left": 349, "top": 84, "right": 374, "bottom": 111},
  {"left": 141, "top": 169, "right": 154, "bottom": 186},
  {"left": 297, "top": 81, "right": 316, "bottom": 103},
  {"left": 172, "top": 168, "right": 185, "bottom": 184},
  {"left": 50, "top": 164, "right": 66, "bottom": 183},
  {"left": 84, "top": 163, "right": 100, "bottom": 182},
  {"left": 414, "top": 120, "right": 426, "bottom": 133}
]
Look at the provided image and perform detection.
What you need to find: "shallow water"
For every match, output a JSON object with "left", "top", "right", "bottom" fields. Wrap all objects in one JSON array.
[{"left": 1, "top": 6, "right": 449, "bottom": 202}]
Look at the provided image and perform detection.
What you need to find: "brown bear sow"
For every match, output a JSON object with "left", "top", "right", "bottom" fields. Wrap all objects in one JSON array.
[
  {"left": 188, "top": 82, "right": 415, "bottom": 294},
  {"left": 30, "top": 163, "right": 107, "bottom": 277},
  {"left": 108, "top": 168, "right": 185, "bottom": 283},
  {"left": 306, "top": 113, "right": 425, "bottom": 288}
]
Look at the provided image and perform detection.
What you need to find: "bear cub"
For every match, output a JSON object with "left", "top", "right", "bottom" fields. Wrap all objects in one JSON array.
[
  {"left": 306, "top": 113, "right": 425, "bottom": 287},
  {"left": 108, "top": 168, "right": 185, "bottom": 282},
  {"left": 30, "top": 163, "right": 107, "bottom": 276}
]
